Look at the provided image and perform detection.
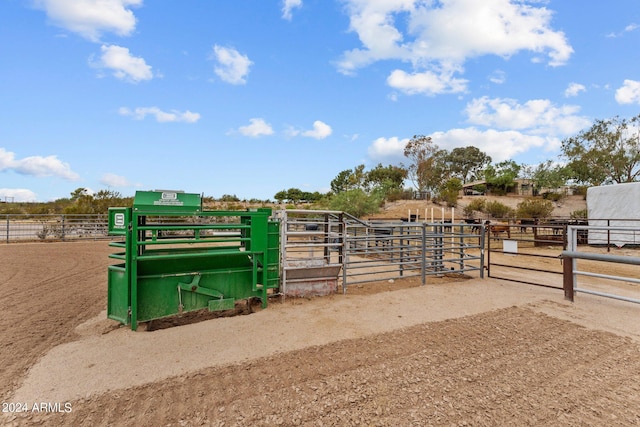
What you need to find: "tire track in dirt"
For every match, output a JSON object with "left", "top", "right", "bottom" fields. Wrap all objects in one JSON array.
[
  {"left": 16, "top": 307, "right": 640, "bottom": 427},
  {"left": 0, "top": 242, "right": 112, "bottom": 402}
]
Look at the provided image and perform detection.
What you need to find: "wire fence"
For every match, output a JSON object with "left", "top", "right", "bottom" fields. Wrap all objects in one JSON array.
[{"left": 1, "top": 214, "right": 110, "bottom": 243}]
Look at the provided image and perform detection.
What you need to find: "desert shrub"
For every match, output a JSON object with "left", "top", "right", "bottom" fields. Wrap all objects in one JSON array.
[
  {"left": 484, "top": 200, "right": 513, "bottom": 219},
  {"left": 490, "top": 187, "right": 508, "bottom": 196},
  {"left": 385, "top": 188, "right": 405, "bottom": 202},
  {"left": 516, "top": 198, "right": 554, "bottom": 219},
  {"left": 463, "top": 198, "right": 486, "bottom": 217},
  {"left": 541, "top": 192, "right": 562, "bottom": 202},
  {"left": 570, "top": 209, "right": 588, "bottom": 219},
  {"left": 572, "top": 186, "right": 588, "bottom": 199},
  {"left": 219, "top": 194, "right": 240, "bottom": 202},
  {"left": 224, "top": 203, "right": 244, "bottom": 211}
]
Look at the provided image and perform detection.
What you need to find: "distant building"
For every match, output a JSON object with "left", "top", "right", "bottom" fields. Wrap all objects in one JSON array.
[{"left": 461, "top": 179, "right": 573, "bottom": 196}]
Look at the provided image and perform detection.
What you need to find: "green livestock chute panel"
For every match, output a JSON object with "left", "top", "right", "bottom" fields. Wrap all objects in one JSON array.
[{"left": 107, "top": 190, "right": 280, "bottom": 331}]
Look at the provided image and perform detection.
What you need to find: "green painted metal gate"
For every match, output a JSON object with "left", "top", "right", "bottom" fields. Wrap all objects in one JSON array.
[{"left": 107, "top": 190, "right": 279, "bottom": 330}]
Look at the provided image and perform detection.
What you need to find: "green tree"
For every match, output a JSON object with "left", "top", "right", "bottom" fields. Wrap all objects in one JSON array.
[
  {"left": 521, "top": 161, "right": 570, "bottom": 195},
  {"left": 330, "top": 165, "right": 366, "bottom": 194},
  {"left": 284, "top": 188, "right": 304, "bottom": 203},
  {"left": 484, "top": 160, "right": 521, "bottom": 194},
  {"left": 445, "top": 146, "right": 492, "bottom": 184},
  {"left": 364, "top": 163, "right": 407, "bottom": 199},
  {"left": 274, "top": 190, "right": 288, "bottom": 203},
  {"left": 93, "top": 189, "right": 125, "bottom": 212},
  {"left": 437, "top": 178, "right": 463, "bottom": 207},
  {"left": 403, "top": 135, "right": 447, "bottom": 196},
  {"left": 301, "top": 191, "right": 323, "bottom": 202},
  {"left": 64, "top": 188, "right": 95, "bottom": 214},
  {"left": 70, "top": 187, "right": 89, "bottom": 201},
  {"left": 561, "top": 114, "right": 640, "bottom": 185},
  {"left": 365, "top": 164, "right": 406, "bottom": 190},
  {"left": 328, "top": 189, "right": 381, "bottom": 218}
]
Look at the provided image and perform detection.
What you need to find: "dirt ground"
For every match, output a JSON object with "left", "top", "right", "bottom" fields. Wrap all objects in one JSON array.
[{"left": 1, "top": 240, "right": 640, "bottom": 426}]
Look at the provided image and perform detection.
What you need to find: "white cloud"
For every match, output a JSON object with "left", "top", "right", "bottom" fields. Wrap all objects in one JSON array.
[
  {"left": 211, "top": 45, "right": 253, "bottom": 85},
  {"left": 238, "top": 118, "right": 274, "bottom": 137},
  {"left": 367, "top": 94, "right": 592, "bottom": 166},
  {"left": 430, "top": 127, "right": 550, "bottom": 162},
  {"left": 100, "top": 173, "right": 131, "bottom": 187},
  {"left": 606, "top": 23, "right": 639, "bottom": 38},
  {"left": 0, "top": 188, "right": 38, "bottom": 203},
  {"left": 615, "top": 79, "right": 640, "bottom": 105},
  {"left": 282, "top": 0, "right": 302, "bottom": 21},
  {"left": 301, "top": 121, "right": 333, "bottom": 139},
  {"left": 489, "top": 69, "right": 506, "bottom": 84},
  {"left": 0, "top": 148, "right": 79, "bottom": 180},
  {"left": 33, "top": 0, "right": 142, "bottom": 42},
  {"left": 93, "top": 44, "right": 153, "bottom": 83},
  {"left": 464, "top": 96, "right": 590, "bottom": 136},
  {"left": 387, "top": 67, "right": 468, "bottom": 95},
  {"left": 366, "top": 129, "right": 549, "bottom": 166},
  {"left": 338, "top": 0, "right": 573, "bottom": 94},
  {"left": 367, "top": 136, "right": 410, "bottom": 162},
  {"left": 564, "top": 82, "right": 586, "bottom": 97},
  {"left": 119, "top": 106, "right": 201, "bottom": 123}
]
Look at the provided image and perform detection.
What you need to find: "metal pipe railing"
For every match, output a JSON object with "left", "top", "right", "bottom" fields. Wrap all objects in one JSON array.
[{"left": 562, "top": 225, "right": 640, "bottom": 304}]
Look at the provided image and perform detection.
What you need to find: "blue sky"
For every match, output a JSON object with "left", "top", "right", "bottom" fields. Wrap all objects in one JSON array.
[{"left": 1, "top": 0, "right": 639, "bottom": 202}]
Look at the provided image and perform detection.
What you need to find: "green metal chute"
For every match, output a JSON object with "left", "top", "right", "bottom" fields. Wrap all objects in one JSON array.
[{"left": 107, "top": 191, "right": 280, "bottom": 331}]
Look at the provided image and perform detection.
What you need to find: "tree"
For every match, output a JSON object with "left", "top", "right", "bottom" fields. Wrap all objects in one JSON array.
[
  {"left": 328, "top": 188, "right": 381, "bottom": 218},
  {"left": 561, "top": 114, "right": 640, "bottom": 185},
  {"left": 274, "top": 188, "right": 323, "bottom": 204},
  {"left": 70, "top": 188, "right": 89, "bottom": 201},
  {"left": 403, "top": 135, "right": 447, "bottom": 196},
  {"left": 284, "top": 188, "right": 304, "bottom": 204},
  {"left": 93, "top": 189, "right": 125, "bottom": 213},
  {"left": 521, "top": 161, "right": 570, "bottom": 195},
  {"left": 444, "top": 146, "right": 491, "bottom": 184},
  {"left": 364, "top": 164, "right": 407, "bottom": 196},
  {"left": 484, "top": 160, "right": 520, "bottom": 194},
  {"left": 64, "top": 188, "right": 95, "bottom": 214},
  {"left": 437, "top": 178, "right": 463, "bottom": 207},
  {"left": 274, "top": 190, "right": 288, "bottom": 203},
  {"left": 330, "top": 165, "right": 366, "bottom": 194}
]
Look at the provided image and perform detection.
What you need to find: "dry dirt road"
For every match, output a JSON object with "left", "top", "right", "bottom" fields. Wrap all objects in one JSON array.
[{"left": 1, "top": 241, "right": 639, "bottom": 426}]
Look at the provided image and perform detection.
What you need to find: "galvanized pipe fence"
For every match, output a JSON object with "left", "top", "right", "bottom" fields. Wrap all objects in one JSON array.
[
  {"left": 276, "top": 209, "right": 485, "bottom": 294},
  {"left": 342, "top": 221, "right": 485, "bottom": 287},
  {"left": 562, "top": 225, "right": 640, "bottom": 304},
  {"left": 1, "top": 214, "right": 109, "bottom": 243},
  {"left": 4, "top": 210, "right": 486, "bottom": 293}
]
